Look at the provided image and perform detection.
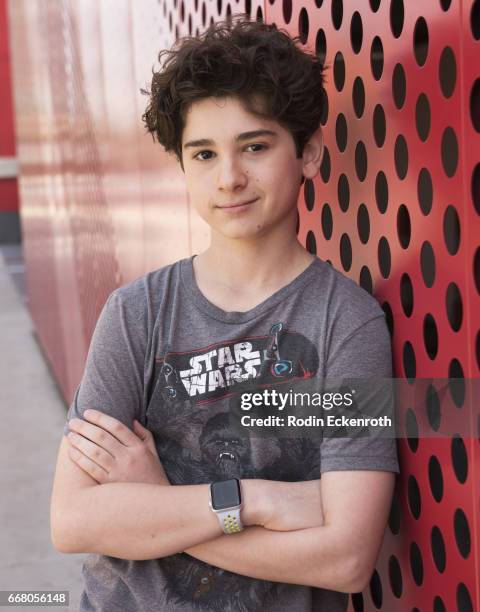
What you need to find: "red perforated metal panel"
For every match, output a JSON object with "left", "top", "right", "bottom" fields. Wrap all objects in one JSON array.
[
  {"left": 6, "top": 1, "right": 479, "bottom": 610},
  {"left": 266, "top": 2, "right": 479, "bottom": 611}
]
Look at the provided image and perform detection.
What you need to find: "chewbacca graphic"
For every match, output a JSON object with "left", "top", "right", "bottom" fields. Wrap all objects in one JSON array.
[{"left": 198, "top": 412, "right": 256, "bottom": 481}]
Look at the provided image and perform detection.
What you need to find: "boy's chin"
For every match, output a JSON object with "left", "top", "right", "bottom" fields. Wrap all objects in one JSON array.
[{"left": 211, "top": 223, "right": 267, "bottom": 241}]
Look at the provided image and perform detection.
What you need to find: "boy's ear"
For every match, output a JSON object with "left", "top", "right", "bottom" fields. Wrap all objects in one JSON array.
[{"left": 301, "top": 127, "right": 324, "bottom": 180}]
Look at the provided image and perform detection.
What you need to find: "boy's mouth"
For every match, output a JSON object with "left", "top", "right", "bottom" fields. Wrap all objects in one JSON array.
[{"left": 217, "top": 197, "right": 258, "bottom": 210}]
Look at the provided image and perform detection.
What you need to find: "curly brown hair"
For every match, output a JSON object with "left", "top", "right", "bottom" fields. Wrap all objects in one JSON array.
[{"left": 141, "top": 14, "right": 327, "bottom": 169}]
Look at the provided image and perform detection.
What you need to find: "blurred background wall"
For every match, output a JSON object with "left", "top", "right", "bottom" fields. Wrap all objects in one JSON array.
[
  {"left": 5, "top": 1, "right": 480, "bottom": 611},
  {"left": 0, "top": 0, "right": 19, "bottom": 242}
]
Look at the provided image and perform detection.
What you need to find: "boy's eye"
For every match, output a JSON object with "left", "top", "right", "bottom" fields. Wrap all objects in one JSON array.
[
  {"left": 194, "top": 150, "right": 215, "bottom": 161},
  {"left": 193, "top": 143, "right": 267, "bottom": 161},
  {"left": 245, "top": 143, "right": 267, "bottom": 152}
]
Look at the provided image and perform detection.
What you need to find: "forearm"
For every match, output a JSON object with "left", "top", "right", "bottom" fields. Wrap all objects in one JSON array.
[
  {"left": 185, "top": 525, "right": 358, "bottom": 592},
  {"left": 60, "top": 478, "right": 262, "bottom": 560},
  {"left": 184, "top": 477, "right": 357, "bottom": 591},
  {"left": 62, "top": 482, "right": 218, "bottom": 559}
]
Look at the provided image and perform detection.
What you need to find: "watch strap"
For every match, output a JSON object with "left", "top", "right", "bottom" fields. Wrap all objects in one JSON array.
[{"left": 215, "top": 508, "right": 244, "bottom": 534}]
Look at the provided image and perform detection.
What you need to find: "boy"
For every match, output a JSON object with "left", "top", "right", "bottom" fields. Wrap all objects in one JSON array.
[{"left": 51, "top": 16, "right": 398, "bottom": 612}]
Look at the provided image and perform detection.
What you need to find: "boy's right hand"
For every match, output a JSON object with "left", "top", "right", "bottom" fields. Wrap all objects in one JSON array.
[
  {"left": 242, "top": 479, "right": 324, "bottom": 531},
  {"left": 66, "top": 411, "right": 169, "bottom": 486}
]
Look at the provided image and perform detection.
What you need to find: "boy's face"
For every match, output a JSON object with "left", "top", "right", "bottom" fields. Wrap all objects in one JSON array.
[{"left": 180, "top": 95, "right": 322, "bottom": 241}]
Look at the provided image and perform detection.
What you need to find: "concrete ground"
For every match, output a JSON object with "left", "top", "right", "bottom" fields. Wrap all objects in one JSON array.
[{"left": 0, "top": 244, "right": 86, "bottom": 611}]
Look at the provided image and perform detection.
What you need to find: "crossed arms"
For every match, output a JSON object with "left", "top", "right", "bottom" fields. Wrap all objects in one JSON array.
[{"left": 50, "top": 409, "right": 395, "bottom": 593}]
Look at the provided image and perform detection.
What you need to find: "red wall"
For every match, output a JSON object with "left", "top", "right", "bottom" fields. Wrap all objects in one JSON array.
[
  {"left": 6, "top": 1, "right": 480, "bottom": 610},
  {"left": 0, "top": 0, "right": 18, "bottom": 214}
]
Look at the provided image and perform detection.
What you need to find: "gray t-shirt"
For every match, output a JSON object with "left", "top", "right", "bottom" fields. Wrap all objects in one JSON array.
[{"left": 64, "top": 255, "right": 399, "bottom": 612}]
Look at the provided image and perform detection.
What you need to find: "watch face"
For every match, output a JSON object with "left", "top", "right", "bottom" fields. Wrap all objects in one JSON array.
[{"left": 210, "top": 479, "right": 241, "bottom": 511}]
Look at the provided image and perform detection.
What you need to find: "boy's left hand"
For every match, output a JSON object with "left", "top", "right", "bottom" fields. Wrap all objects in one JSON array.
[{"left": 66, "top": 409, "right": 170, "bottom": 486}]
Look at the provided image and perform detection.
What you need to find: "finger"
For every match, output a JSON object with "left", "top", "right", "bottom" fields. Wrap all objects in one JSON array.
[
  {"left": 134, "top": 420, "right": 158, "bottom": 453},
  {"left": 133, "top": 420, "right": 149, "bottom": 440},
  {"left": 68, "top": 444, "right": 109, "bottom": 484},
  {"left": 68, "top": 418, "right": 124, "bottom": 456},
  {"left": 67, "top": 431, "right": 114, "bottom": 473},
  {"left": 82, "top": 409, "right": 139, "bottom": 446}
]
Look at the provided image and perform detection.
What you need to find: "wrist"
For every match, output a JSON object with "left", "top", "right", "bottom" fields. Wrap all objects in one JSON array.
[{"left": 240, "top": 479, "right": 272, "bottom": 527}]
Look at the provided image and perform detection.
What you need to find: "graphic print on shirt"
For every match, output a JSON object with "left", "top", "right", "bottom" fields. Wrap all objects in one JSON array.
[
  {"left": 153, "top": 322, "right": 320, "bottom": 405},
  {"left": 155, "top": 418, "right": 320, "bottom": 610},
  {"left": 161, "top": 552, "right": 283, "bottom": 612},
  {"left": 145, "top": 322, "right": 322, "bottom": 610},
  {"left": 146, "top": 321, "right": 321, "bottom": 484},
  {"left": 155, "top": 409, "right": 319, "bottom": 611}
]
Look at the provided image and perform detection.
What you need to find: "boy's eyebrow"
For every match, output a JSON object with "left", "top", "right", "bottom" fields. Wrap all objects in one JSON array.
[{"left": 183, "top": 129, "right": 278, "bottom": 149}]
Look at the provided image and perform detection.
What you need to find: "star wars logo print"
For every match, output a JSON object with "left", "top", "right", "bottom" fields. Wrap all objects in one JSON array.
[
  {"left": 180, "top": 340, "right": 261, "bottom": 395},
  {"left": 155, "top": 323, "right": 319, "bottom": 404}
]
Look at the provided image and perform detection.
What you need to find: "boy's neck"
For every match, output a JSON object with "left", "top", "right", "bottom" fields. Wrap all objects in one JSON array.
[{"left": 193, "top": 233, "right": 315, "bottom": 298}]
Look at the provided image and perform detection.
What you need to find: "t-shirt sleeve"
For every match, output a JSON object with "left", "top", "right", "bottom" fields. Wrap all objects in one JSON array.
[
  {"left": 320, "top": 312, "right": 399, "bottom": 474},
  {"left": 63, "top": 287, "right": 147, "bottom": 437}
]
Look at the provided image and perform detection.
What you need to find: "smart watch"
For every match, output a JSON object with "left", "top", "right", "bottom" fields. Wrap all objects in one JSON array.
[{"left": 209, "top": 478, "right": 244, "bottom": 534}]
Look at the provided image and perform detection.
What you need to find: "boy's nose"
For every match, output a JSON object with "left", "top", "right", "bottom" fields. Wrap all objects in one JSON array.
[{"left": 217, "top": 158, "right": 248, "bottom": 191}]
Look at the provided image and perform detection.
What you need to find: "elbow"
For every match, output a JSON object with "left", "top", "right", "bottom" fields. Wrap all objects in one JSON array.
[
  {"left": 50, "top": 506, "right": 87, "bottom": 554},
  {"left": 343, "top": 554, "right": 374, "bottom": 594},
  {"left": 51, "top": 523, "right": 74, "bottom": 554},
  {"left": 318, "top": 553, "right": 370, "bottom": 594},
  {"left": 51, "top": 532, "right": 75, "bottom": 554},
  {"left": 50, "top": 517, "right": 75, "bottom": 554}
]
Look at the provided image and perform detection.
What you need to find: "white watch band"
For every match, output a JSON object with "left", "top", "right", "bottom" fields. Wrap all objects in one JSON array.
[{"left": 215, "top": 507, "right": 244, "bottom": 534}]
